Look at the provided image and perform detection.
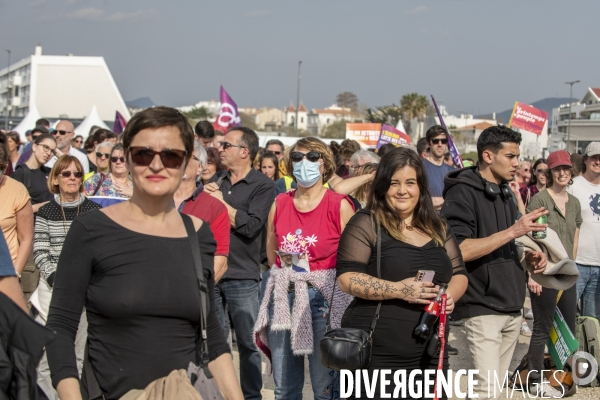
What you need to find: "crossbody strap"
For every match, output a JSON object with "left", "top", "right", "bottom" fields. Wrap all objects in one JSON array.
[
  {"left": 327, "top": 219, "right": 383, "bottom": 334},
  {"left": 181, "top": 213, "right": 212, "bottom": 378}
]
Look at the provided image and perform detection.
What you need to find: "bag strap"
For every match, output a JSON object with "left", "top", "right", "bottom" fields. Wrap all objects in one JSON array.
[
  {"left": 92, "top": 173, "right": 106, "bottom": 196},
  {"left": 326, "top": 219, "right": 382, "bottom": 335},
  {"left": 181, "top": 213, "right": 213, "bottom": 379}
]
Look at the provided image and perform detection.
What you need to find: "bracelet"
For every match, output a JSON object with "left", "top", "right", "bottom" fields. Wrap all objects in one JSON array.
[{"left": 17, "top": 272, "right": 22, "bottom": 279}]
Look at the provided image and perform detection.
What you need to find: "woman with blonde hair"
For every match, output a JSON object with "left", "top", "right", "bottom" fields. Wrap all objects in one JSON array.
[
  {"left": 255, "top": 137, "right": 355, "bottom": 399},
  {"left": 32, "top": 155, "right": 101, "bottom": 399}
]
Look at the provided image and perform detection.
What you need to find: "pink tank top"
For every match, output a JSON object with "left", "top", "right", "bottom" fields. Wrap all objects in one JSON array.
[{"left": 273, "top": 190, "right": 351, "bottom": 271}]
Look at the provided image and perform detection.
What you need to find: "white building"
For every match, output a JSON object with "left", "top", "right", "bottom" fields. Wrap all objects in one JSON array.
[
  {"left": 177, "top": 99, "right": 221, "bottom": 117},
  {"left": 285, "top": 103, "right": 308, "bottom": 131},
  {"left": 0, "top": 44, "right": 130, "bottom": 122},
  {"left": 307, "top": 104, "right": 363, "bottom": 135},
  {"left": 551, "top": 87, "right": 600, "bottom": 153}
]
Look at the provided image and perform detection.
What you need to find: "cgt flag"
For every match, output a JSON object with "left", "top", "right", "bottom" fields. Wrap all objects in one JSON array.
[
  {"left": 113, "top": 111, "right": 127, "bottom": 134},
  {"left": 214, "top": 86, "right": 241, "bottom": 134}
]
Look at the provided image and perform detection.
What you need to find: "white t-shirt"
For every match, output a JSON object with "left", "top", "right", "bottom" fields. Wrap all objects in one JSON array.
[
  {"left": 568, "top": 175, "right": 600, "bottom": 266},
  {"left": 45, "top": 146, "right": 90, "bottom": 174}
]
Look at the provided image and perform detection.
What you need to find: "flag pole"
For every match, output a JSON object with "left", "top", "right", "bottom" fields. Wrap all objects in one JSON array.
[{"left": 431, "top": 95, "right": 464, "bottom": 168}]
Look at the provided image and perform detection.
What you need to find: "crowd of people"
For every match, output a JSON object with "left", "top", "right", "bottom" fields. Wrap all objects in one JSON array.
[{"left": 1, "top": 108, "right": 599, "bottom": 400}]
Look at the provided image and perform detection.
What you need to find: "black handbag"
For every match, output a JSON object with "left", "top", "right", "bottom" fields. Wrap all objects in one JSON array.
[{"left": 320, "top": 222, "right": 383, "bottom": 371}]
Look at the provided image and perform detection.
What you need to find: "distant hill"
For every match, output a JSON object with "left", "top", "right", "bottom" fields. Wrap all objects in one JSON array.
[
  {"left": 126, "top": 97, "right": 155, "bottom": 109},
  {"left": 477, "top": 97, "right": 571, "bottom": 124}
]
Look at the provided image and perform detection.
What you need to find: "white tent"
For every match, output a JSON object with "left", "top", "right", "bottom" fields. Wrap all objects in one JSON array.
[
  {"left": 74, "top": 105, "right": 110, "bottom": 138},
  {"left": 13, "top": 104, "right": 42, "bottom": 141}
]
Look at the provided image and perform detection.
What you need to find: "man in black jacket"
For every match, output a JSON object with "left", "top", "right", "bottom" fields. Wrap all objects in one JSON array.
[{"left": 441, "top": 125, "right": 548, "bottom": 398}]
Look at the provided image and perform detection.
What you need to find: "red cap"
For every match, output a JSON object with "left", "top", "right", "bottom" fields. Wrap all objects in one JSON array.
[{"left": 547, "top": 150, "right": 572, "bottom": 169}]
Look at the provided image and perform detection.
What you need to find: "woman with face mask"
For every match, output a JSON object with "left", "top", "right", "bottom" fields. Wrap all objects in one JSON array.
[{"left": 254, "top": 137, "right": 355, "bottom": 400}]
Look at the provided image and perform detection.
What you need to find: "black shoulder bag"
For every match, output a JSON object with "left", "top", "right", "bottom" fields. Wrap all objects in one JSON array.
[
  {"left": 181, "top": 214, "right": 225, "bottom": 400},
  {"left": 320, "top": 222, "right": 383, "bottom": 371}
]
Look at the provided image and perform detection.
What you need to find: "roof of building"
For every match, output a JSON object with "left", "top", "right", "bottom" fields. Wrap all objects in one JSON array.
[
  {"left": 590, "top": 87, "right": 600, "bottom": 99},
  {"left": 298, "top": 103, "right": 307, "bottom": 112},
  {"left": 455, "top": 121, "right": 496, "bottom": 131},
  {"left": 312, "top": 108, "right": 354, "bottom": 115},
  {"left": 287, "top": 103, "right": 296, "bottom": 112}
]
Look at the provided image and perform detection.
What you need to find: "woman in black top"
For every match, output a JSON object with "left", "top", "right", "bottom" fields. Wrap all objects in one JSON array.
[
  {"left": 46, "top": 107, "right": 243, "bottom": 400},
  {"left": 337, "top": 148, "right": 468, "bottom": 399},
  {"left": 12, "top": 133, "right": 56, "bottom": 213}
]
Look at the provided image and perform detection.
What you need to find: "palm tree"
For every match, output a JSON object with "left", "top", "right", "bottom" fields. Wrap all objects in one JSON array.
[{"left": 400, "top": 93, "right": 429, "bottom": 139}]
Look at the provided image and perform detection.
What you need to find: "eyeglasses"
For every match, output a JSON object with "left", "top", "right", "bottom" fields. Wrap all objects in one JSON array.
[
  {"left": 96, "top": 152, "right": 110, "bottom": 159},
  {"left": 431, "top": 139, "right": 448, "bottom": 145},
  {"left": 129, "top": 146, "right": 187, "bottom": 169},
  {"left": 219, "top": 142, "right": 245, "bottom": 150},
  {"left": 267, "top": 150, "right": 282, "bottom": 156},
  {"left": 290, "top": 151, "right": 322, "bottom": 163},
  {"left": 52, "top": 130, "right": 73, "bottom": 136},
  {"left": 111, "top": 156, "right": 125, "bottom": 163},
  {"left": 59, "top": 171, "right": 83, "bottom": 178},
  {"left": 39, "top": 144, "right": 56, "bottom": 154},
  {"left": 75, "top": 139, "right": 83, "bottom": 144}
]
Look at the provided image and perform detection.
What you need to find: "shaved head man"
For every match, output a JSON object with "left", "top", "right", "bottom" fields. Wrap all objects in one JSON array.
[{"left": 45, "top": 119, "right": 90, "bottom": 173}]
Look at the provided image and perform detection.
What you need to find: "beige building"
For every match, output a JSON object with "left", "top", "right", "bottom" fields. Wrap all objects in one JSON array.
[
  {"left": 307, "top": 104, "right": 363, "bottom": 135},
  {"left": 552, "top": 87, "right": 600, "bottom": 152},
  {"left": 240, "top": 107, "right": 287, "bottom": 131}
]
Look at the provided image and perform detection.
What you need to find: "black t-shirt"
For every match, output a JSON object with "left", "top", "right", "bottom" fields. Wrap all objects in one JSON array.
[
  {"left": 12, "top": 164, "right": 53, "bottom": 204},
  {"left": 46, "top": 210, "right": 229, "bottom": 399}
]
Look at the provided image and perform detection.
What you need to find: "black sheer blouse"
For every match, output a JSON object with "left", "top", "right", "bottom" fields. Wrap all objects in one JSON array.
[{"left": 337, "top": 210, "right": 467, "bottom": 321}]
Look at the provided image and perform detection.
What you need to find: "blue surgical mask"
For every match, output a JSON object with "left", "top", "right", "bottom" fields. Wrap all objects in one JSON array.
[{"left": 293, "top": 159, "right": 322, "bottom": 188}]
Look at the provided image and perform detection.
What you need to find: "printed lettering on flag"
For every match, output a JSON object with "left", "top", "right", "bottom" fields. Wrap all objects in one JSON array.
[
  {"left": 215, "top": 86, "right": 241, "bottom": 132},
  {"left": 508, "top": 101, "right": 548, "bottom": 136},
  {"left": 377, "top": 124, "right": 411, "bottom": 148},
  {"left": 346, "top": 123, "right": 381, "bottom": 148}
]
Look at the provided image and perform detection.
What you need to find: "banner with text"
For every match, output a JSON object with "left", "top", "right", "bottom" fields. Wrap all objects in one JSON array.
[
  {"left": 377, "top": 124, "right": 411, "bottom": 148},
  {"left": 346, "top": 123, "right": 381, "bottom": 148},
  {"left": 508, "top": 101, "right": 548, "bottom": 136}
]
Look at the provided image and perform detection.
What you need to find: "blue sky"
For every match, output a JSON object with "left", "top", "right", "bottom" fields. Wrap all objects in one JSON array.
[{"left": 0, "top": 0, "right": 597, "bottom": 115}]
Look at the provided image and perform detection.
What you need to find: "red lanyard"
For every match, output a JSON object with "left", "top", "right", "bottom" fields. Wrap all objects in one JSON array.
[{"left": 434, "top": 294, "right": 448, "bottom": 400}]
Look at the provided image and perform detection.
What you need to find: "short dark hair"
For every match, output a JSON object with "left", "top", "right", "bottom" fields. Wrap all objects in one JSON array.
[
  {"left": 34, "top": 133, "right": 56, "bottom": 145},
  {"left": 265, "top": 139, "right": 284, "bottom": 152},
  {"left": 416, "top": 137, "right": 429, "bottom": 156},
  {"left": 122, "top": 106, "right": 194, "bottom": 162},
  {"left": 476, "top": 125, "right": 521, "bottom": 163},
  {"left": 195, "top": 121, "right": 215, "bottom": 139},
  {"left": 93, "top": 129, "right": 117, "bottom": 144},
  {"left": 35, "top": 118, "right": 50, "bottom": 128},
  {"left": 229, "top": 126, "right": 259, "bottom": 162},
  {"left": 377, "top": 143, "right": 396, "bottom": 158},
  {"left": 426, "top": 125, "right": 447, "bottom": 143}
]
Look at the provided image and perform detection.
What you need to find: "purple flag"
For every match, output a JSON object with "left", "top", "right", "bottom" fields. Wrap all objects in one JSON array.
[
  {"left": 113, "top": 111, "right": 127, "bottom": 134},
  {"left": 215, "top": 86, "right": 241, "bottom": 132},
  {"left": 431, "top": 95, "right": 463, "bottom": 169}
]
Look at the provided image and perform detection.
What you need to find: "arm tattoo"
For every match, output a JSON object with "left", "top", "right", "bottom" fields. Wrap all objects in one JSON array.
[{"left": 348, "top": 273, "right": 406, "bottom": 300}]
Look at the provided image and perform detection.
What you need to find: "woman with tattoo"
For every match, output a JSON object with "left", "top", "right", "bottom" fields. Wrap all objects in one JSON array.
[
  {"left": 254, "top": 137, "right": 355, "bottom": 399},
  {"left": 336, "top": 147, "right": 469, "bottom": 399}
]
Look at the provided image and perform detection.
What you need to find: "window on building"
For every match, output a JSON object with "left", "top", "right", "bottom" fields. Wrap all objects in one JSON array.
[{"left": 301, "top": 117, "right": 304, "bottom": 123}]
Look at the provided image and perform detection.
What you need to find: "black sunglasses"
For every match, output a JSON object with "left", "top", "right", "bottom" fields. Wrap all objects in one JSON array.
[
  {"left": 60, "top": 171, "right": 83, "bottom": 178},
  {"left": 431, "top": 139, "right": 448, "bottom": 145},
  {"left": 267, "top": 150, "right": 282, "bottom": 156},
  {"left": 52, "top": 130, "right": 72, "bottom": 136},
  {"left": 129, "top": 147, "right": 187, "bottom": 169},
  {"left": 111, "top": 156, "right": 125, "bottom": 163},
  {"left": 290, "top": 151, "right": 322, "bottom": 163},
  {"left": 96, "top": 152, "right": 110, "bottom": 159},
  {"left": 220, "top": 141, "right": 245, "bottom": 150}
]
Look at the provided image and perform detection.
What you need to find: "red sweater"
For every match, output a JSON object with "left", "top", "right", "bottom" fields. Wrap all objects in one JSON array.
[{"left": 182, "top": 189, "right": 230, "bottom": 257}]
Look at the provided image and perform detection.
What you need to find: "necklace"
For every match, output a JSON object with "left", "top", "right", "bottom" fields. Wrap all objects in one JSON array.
[{"left": 59, "top": 195, "right": 81, "bottom": 233}]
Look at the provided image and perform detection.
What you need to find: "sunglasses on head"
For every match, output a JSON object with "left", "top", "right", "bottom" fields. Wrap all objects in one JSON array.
[
  {"left": 96, "top": 152, "right": 110, "bottom": 159},
  {"left": 431, "top": 139, "right": 448, "bottom": 145},
  {"left": 52, "top": 130, "right": 72, "bottom": 136},
  {"left": 111, "top": 156, "right": 125, "bottom": 163},
  {"left": 60, "top": 171, "right": 83, "bottom": 178},
  {"left": 220, "top": 142, "right": 245, "bottom": 150},
  {"left": 290, "top": 151, "right": 322, "bottom": 163},
  {"left": 267, "top": 150, "right": 282, "bottom": 156},
  {"left": 129, "top": 147, "right": 187, "bottom": 169}
]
